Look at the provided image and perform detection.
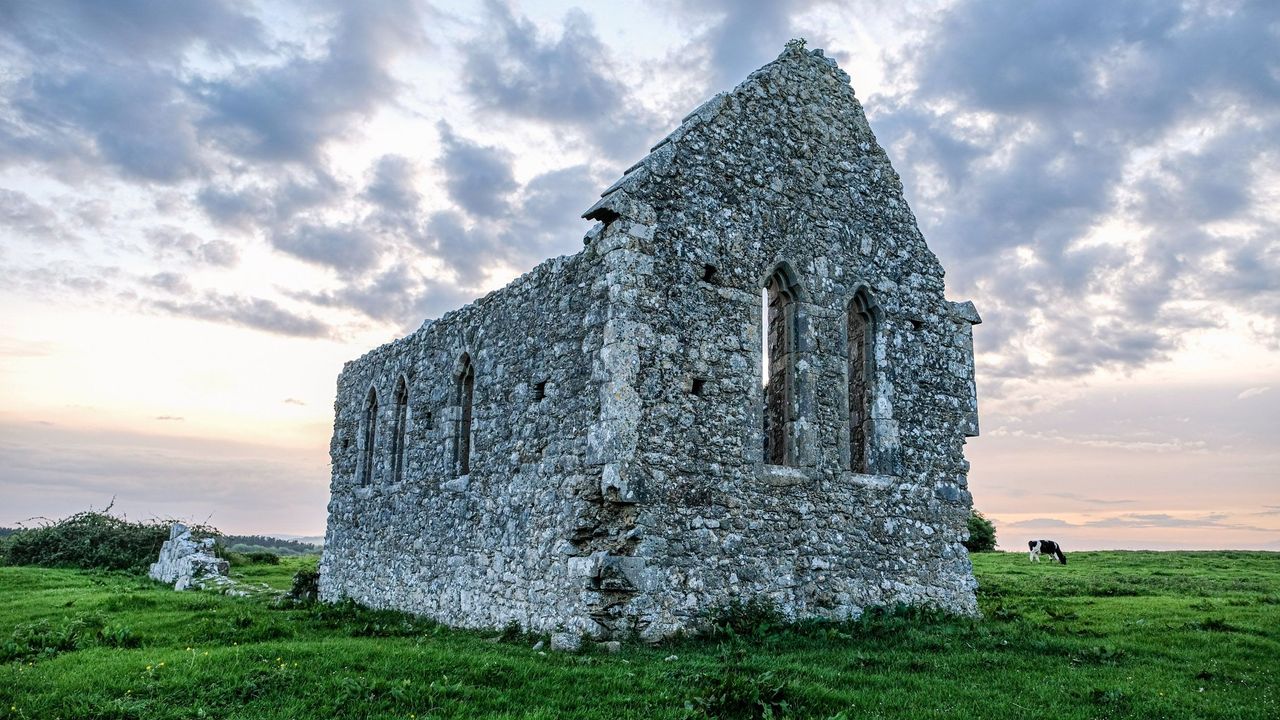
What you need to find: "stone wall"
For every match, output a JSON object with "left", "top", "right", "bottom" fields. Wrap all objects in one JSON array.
[
  {"left": 320, "top": 40, "right": 981, "bottom": 641},
  {"left": 319, "top": 250, "right": 613, "bottom": 635}
]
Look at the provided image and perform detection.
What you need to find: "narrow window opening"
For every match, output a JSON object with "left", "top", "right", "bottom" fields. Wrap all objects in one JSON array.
[
  {"left": 702, "top": 264, "right": 717, "bottom": 282},
  {"left": 534, "top": 381, "right": 547, "bottom": 401},
  {"left": 455, "top": 355, "right": 474, "bottom": 477},
  {"left": 849, "top": 291, "right": 875, "bottom": 473},
  {"left": 423, "top": 411, "right": 434, "bottom": 430},
  {"left": 359, "top": 388, "right": 378, "bottom": 486},
  {"left": 691, "top": 378, "right": 706, "bottom": 396},
  {"left": 391, "top": 376, "right": 408, "bottom": 484},
  {"left": 763, "top": 268, "right": 799, "bottom": 466}
]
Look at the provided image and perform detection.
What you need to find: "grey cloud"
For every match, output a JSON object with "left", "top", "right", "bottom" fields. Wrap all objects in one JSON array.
[
  {"left": 296, "top": 266, "right": 473, "bottom": 330},
  {"left": 1044, "top": 492, "right": 1134, "bottom": 507},
  {"left": 668, "top": 0, "right": 832, "bottom": 92},
  {"left": 0, "top": 0, "right": 264, "bottom": 63},
  {"left": 364, "top": 154, "right": 422, "bottom": 216},
  {"left": 195, "top": 0, "right": 427, "bottom": 164},
  {"left": 875, "top": 0, "right": 1280, "bottom": 380},
  {"left": 459, "top": 1, "right": 661, "bottom": 161},
  {"left": 271, "top": 223, "right": 384, "bottom": 276},
  {"left": 151, "top": 293, "right": 331, "bottom": 338},
  {"left": 1083, "top": 513, "right": 1269, "bottom": 532},
  {"left": 145, "top": 272, "right": 191, "bottom": 295},
  {"left": 422, "top": 160, "right": 597, "bottom": 286},
  {"left": 146, "top": 226, "right": 239, "bottom": 268},
  {"left": 197, "top": 170, "right": 345, "bottom": 233},
  {"left": 0, "top": 0, "right": 261, "bottom": 182},
  {"left": 0, "top": 188, "right": 71, "bottom": 242},
  {"left": 14, "top": 65, "right": 205, "bottom": 182},
  {"left": 435, "top": 123, "right": 517, "bottom": 216},
  {"left": 1005, "top": 517, "right": 1073, "bottom": 529}
]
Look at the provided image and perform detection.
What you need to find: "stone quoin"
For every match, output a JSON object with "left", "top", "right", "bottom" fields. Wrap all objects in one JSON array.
[{"left": 319, "top": 40, "right": 982, "bottom": 643}]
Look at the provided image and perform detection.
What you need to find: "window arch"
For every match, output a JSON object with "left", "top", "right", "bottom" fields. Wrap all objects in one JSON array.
[
  {"left": 359, "top": 387, "right": 378, "bottom": 486},
  {"left": 848, "top": 289, "right": 876, "bottom": 473},
  {"left": 762, "top": 265, "right": 802, "bottom": 466},
  {"left": 455, "top": 354, "right": 474, "bottom": 477},
  {"left": 390, "top": 375, "right": 409, "bottom": 484}
]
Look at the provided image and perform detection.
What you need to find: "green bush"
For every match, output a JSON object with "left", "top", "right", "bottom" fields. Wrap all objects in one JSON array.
[
  {"left": 243, "top": 551, "right": 281, "bottom": 565},
  {"left": 964, "top": 510, "right": 998, "bottom": 553},
  {"left": 0, "top": 509, "right": 217, "bottom": 573},
  {"left": 286, "top": 568, "right": 320, "bottom": 605}
]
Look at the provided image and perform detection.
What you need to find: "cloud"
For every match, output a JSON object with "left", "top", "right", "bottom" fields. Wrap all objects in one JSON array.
[
  {"left": 1005, "top": 517, "right": 1074, "bottom": 529},
  {"left": 458, "top": 1, "right": 661, "bottom": 160},
  {"left": 434, "top": 123, "right": 517, "bottom": 216},
  {"left": 283, "top": 398, "right": 306, "bottom": 406},
  {"left": 154, "top": 416, "right": 184, "bottom": 421},
  {"left": 871, "top": 0, "right": 1280, "bottom": 380},
  {"left": 270, "top": 223, "right": 384, "bottom": 276},
  {"left": 150, "top": 293, "right": 332, "bottom": 338},
  {"left": 145, "top": 272, "right": 192, "bottom": 295},
  {"left": 146, "top": 227, "right": 239, "bottom": 268},
  {"left": 0, "top": 0, "right": 263, "bottom": 182},
  {"left": 1010, "top": 512, "right": 1273, "bottom": 533},
  {"left": 194, "top": 1, "right": 428, "bottom": 164},
  {"left": 0, "top": 189, "right": 72, "bottom": 242},
  {"left": 667, "top": 0, "right": 833, "bottom": 91},
  {"left": 1082, "top": 513, "right": 1271, "bottom": 532},
  {"left": 1238, "top": 387, "right": 1270, "bottom": 400},
  {"left": 1044, "top": 492, "right": 1135, "bottom": 507},
  {"left": 420, "top": 150, "right": 597, "bottom": 286}
]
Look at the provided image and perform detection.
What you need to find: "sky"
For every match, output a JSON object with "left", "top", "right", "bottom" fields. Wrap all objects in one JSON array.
[{"left": 0, "top": 0, "right": 1277, "bottom": 549}]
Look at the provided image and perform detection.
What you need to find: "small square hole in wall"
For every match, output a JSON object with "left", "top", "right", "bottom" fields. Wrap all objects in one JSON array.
[
  {"left": 534, "top": 381, "right": 547, "bottom": 401},
  {"left": 690, "top": 378, "right": 707, "bottom": 396},
  {"left": 702, "top": 264, "right": 717, "bottom": 283},
  {"left": 910, "top": 319, "right": 924, "bottom": 331}
]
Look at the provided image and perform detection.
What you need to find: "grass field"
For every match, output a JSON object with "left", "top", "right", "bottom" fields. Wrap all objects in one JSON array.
[{"left": 1, "top": 551, "right": 1277, "bottom": 719}]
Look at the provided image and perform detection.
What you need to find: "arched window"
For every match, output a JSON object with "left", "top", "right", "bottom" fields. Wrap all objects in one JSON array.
[
  {"left": 848, "top": 290, "right": 875, "bottom": 473},
  {"left": 359, "top": 387, "right": 378, "bottom": 486},
  {"left": 455, "top": 354, "right": 474, "bottom": 477},
  {"left": 762, "top": 266, "right": 800, "bottom": 466},
  {"left": 390, "top": 375, "right": 409, "bottom": 484}
]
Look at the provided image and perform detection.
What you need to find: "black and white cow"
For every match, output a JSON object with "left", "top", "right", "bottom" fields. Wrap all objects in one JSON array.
[{"left": 1028, "top": 539, "right": 1067, "bottom": 564}]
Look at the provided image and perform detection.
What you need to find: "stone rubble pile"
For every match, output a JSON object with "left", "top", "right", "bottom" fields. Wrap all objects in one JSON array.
[{"left": 148, "top": 523, "right": 231, "bottom": 591}]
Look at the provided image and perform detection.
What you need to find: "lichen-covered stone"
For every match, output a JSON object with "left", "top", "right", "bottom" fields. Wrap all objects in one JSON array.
[{"left": 320, "top": 40, "right": 981, "bottom": 643}]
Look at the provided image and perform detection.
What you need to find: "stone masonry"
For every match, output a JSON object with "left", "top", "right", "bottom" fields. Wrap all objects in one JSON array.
[{"left": 319, "top": 40, "right": 982, "bottom": 642}]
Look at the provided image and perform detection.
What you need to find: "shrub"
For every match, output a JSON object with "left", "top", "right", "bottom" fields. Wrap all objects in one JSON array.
[
  {"left": 244, "top": 551, "right": 281, "bottom": 565},
  {"left": 287, "top": 568, "right": 320, "bottom": 604},
  {"left": 1, "top": 509, "right": 217, "bottom": 573},
  {"left": 964, "top": 510, "right": 998, "bottom": 553}
]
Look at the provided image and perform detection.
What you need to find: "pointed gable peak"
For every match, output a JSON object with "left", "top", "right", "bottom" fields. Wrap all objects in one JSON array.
[{"left": 583, "top": 39, "right": 864, "bottom": 223}]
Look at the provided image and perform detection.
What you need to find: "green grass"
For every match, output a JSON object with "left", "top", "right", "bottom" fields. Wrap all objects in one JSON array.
[{"left": 1, "top": 552, "right": 1277, "bottom": 719}]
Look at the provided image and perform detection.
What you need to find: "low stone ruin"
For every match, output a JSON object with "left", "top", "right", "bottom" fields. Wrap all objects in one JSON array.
[{"left": 148, "top": 523, "right": 230, "bottom": 591}]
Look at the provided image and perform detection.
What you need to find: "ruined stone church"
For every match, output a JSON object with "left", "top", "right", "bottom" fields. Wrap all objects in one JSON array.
[{"left": 319, "top": 40, "right": 982, "bottom": 642}]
